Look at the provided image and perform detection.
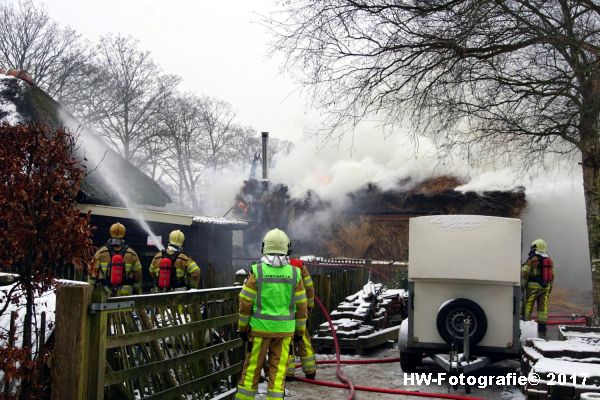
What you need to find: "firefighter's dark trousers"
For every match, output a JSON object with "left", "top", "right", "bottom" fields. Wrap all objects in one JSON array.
[
  {"left": 286, "top": 329, "right": 316, "bottom": 377},
  {"left": 235, "top": 335, "right": 292, "bottom": 400},
  {"left": 524, "top": 283, "right": 551, "bottom": 324}
]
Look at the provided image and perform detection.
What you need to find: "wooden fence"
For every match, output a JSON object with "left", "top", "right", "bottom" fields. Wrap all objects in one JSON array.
[
  {"left": 52, "top": 285, "right": 243, "bottom": 400},
  {"left": 49, "top": 258, "right": 406, "bottom": 399},
  {"left": 304, "top": 258, "right": 408, "bottom": 335}
]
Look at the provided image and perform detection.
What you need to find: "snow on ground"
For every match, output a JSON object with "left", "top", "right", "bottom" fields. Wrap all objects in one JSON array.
[
  {"left": 0, "top": 275, "right": 87, "bottom": 382},
  {"left": 0, "top": 76, "right": 23, "bottom": 125},
  {"left": 0, "top": 280, "right": 54, "bottom": 384},
  {"left": 0, "top": 281, "right": 55, "bottom": 356}
]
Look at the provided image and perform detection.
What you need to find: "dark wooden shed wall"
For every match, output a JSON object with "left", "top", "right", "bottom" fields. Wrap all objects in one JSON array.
[{"left": 89, "top": 215, "right": 241, "bottom": 289}]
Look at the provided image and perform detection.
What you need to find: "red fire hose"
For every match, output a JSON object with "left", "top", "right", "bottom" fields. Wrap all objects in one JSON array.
[
  {"left": 295, "top": 377, "right": 484, "bottom": 400},
  {"left": 314, "top": 295, "right": 356, "bottom": 400},
  {"left": 535, "top": 313, "right": 590, "bottom": 325},
  {"left": 310, "top": 295, "right": 483, "bottom": 400},
  {"left": 545, "top": 317, "right": 587, "bottom": 325}
]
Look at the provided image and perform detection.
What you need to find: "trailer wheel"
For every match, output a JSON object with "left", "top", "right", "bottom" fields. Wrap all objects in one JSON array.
[
  {"left": 400, "top": 350, "right": 421, "bottom": 372},
  {"left": 436, "top": 298, "right": 487, "bottom": 345}
]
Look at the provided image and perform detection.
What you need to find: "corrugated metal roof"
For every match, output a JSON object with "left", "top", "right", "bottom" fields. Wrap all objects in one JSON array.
[
  {"left": 79, "top": 204, "right": 250, "bottom": 228},
  {"left": 192, "top": 216, "right": 250, "bottom": 227}
]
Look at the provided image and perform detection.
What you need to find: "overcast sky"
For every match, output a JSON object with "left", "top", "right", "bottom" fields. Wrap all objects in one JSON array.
[{"left": 44, "top": 0, "right": 309, "bottom": 142}]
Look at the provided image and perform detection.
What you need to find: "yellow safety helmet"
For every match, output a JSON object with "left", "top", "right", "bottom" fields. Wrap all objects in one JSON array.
[
  {"left": 531, "top": 239, "right": 547, "bottom": 253},
  {"left": 169, "top": 230, "right": 185, "bottom": 247},
  {"left": 109, "top": 222, "right": 126, "bottom": 239},
  {"left": 262, "top": 228, "right": 290, "bottom": 255}
]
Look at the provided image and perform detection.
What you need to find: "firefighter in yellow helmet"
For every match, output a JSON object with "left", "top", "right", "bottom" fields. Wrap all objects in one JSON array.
[
  {"left": 286, "top": 247, "right": 317, "bottom": 381},
  {"left": 522, "top": 238, "right": 555, "bottom": 334},
  {"left": 88, "top": 222, "right": 143, "bottom": 296},
  {"left": 149, "top": 230, "right": 201, "bottom": 290},
  {"left": 235, "top": 228, "right": 308, "bottom": 400}
]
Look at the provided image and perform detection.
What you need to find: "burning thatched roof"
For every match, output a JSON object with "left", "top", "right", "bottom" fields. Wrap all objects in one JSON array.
[
  {"left": 347, "top": 176, "right": 526, "bottom": 219},
  {"left": 0, "top": 75, "right": 171, "bottom": 207},
  {"left": 233, "top": 176, "right": 527, "bottom": 258}
]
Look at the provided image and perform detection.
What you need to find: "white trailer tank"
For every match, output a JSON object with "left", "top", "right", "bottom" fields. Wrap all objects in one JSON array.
[{"left": 402, "top": 215, "right": 521, "bottom": 368}]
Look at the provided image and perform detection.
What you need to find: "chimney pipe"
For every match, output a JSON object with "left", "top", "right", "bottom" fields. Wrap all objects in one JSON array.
[{"left": 261, "top": 132, "right": 269, "bottom": 190}]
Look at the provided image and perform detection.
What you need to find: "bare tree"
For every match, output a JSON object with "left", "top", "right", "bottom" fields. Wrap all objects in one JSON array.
[
  {"left": 155, "top": 93, "right": 205, "bottom": 210},
  {"left": 229, "top": 125, "right": 261, "bottom": 174},
  {"left": 196, "top": 96, "right": 241, "bottom": 169},
  {"left": 87, "top": 34, "right": 179, "bottom": 164},
  {"left": 271, "top": 0, "right": 600, "bottom": 320},
  {"left": 0, "top": 0, "right": 93, "bottom": 104}
]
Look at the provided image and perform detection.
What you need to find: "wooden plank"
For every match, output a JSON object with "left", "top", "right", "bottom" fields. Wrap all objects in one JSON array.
[
  {"left": 86, "top": 287, "right": 108, "bottom": 400},
  {"left": 104, "top": 338, "right": 243, "bottom": 385},
  {"left": 357, "top": 325, "right": 399, "bottom": 348},
  {"left": 211, "top": 388, "right": 237, "bottom": 400},
  {"left": 190, "top": 302, "right": 210, "bottom": 380},
  {"left": 106, "top": 314, "right": 238, "bottom": 349},
  {"left": 323, "top": 275, "right": 331, "bottom": 312},
  {"left": 142, "top": 363, "right": 242, "bottom": 400},
  {"left": 51, "top": 284, "right": 93, "bottom": 400},
  {"left": 137, "top": 308, "right": 179, "bottom": 391},
  {"left": 106, "top": 287, "right": 240, "bottom": 308}
]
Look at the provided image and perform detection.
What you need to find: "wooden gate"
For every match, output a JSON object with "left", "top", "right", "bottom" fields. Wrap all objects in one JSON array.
[{"left": 52, "top": 285, "right": 243, "bottom": 400}]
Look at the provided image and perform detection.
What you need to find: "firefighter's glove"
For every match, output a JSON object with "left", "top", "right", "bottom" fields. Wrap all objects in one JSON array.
[
  {"left": 239, "top": 330, "right": 249, "bottom": 342},
  {"left": 293, "top": 333, "right": 303, "bottom": 343}
]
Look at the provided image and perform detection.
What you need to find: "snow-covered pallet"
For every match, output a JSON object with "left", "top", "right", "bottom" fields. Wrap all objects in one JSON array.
[
  {"left": 313, "top": 282, "right": 407, "bottom": 354},
  {"left": 522, "top": 326, "right": 600, "bottom": 399},
  {"left": 559, "top": 325, "right": 600, "bottom": 345},
  {"left": 312, "top": 325, "right": 399, "bottom": 355}
]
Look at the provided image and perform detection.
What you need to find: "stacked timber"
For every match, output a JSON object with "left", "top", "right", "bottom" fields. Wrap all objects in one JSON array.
[
  {"left": 522, "top": 326, "right": 600, "bottom": 399},
  {"left": 312, "top": 282, "right": 408, "bottom": 354}
]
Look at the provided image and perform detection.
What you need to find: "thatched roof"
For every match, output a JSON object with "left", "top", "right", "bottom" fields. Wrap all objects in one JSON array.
[
  {"left": 233, "top": 176, "right": 527, "bottom": 257},
  {"left": 347, "top": 176, "right": 526, "bottom": 219},
  {"left": 0, "top": 76, "right": 171, "bottom": 207}
]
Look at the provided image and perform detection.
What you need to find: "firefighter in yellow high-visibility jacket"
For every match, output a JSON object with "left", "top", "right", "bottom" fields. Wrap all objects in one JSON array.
[
  {"left": 149, "top": 230, "right": 201, "bottom": 290},
  {"left": 235, "top": 228, "right": 308, "bottom": 400},
  {"left": 286, "top": 256, "right": 317, "bottom": 380},
  {"left": 522, "top": 238, "right": 555, "bottom": 335},
  {"left": 88, "top": 222, "right": 142, "bottom": 296}
]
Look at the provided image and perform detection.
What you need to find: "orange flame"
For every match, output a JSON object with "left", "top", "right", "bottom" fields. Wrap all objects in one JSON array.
[{"left": 238, "top": 201, "right": 249, "bottom": 215}]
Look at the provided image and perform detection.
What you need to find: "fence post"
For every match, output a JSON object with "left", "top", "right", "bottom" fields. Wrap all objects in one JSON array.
[
  {"left": 190, "top": 302, "right": 209, "bottom": 389},
  {"left": 87, "top": 286, "right": 108, "bottom": 400},
  {"left": 366, "top": 259, "right": 372, "bottom": 283},
  {"left": 3, "top": 312, "right": 17, "bottom": 395},
  {"left": 51, "top": 283, "right": 93, "bottom": 400},
  {"left": 323, "top": 275, "right": 331, "bottom": 313}
]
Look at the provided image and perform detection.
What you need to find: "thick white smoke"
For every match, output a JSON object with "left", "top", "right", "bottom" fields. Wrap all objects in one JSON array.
[
  {"left": 269, "top": 127, "right": 451, "bottom": 207},
  {"left": 137, "top": 120, "right": 590, "bottom": 295}
]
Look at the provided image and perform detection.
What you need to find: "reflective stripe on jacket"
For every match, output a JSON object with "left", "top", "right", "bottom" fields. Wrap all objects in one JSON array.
[{"left": 88, "top": 245, "right": 142, "bottom": 294}]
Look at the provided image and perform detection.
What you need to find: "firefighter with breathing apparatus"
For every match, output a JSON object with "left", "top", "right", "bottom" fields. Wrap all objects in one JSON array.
[
  {"left": 88, "top": 222, "right": 143, "bottom": 296},
  {"left": 521, "top": 238, "right": 555, "bottom": 334},
  {"left": 286, "top": 250, "right": 317, "bottom": 381},
  {"left": 235, "top": 228, "right": 308, "bottom": 400},
  {"left": 149, "top": 230, "right": 201, "bottom": 291}
]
